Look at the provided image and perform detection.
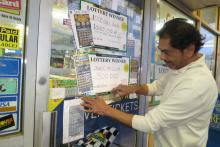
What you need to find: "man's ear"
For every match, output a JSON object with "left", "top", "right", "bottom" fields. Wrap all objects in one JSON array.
[{"left": 184, "top": 44, "right": 196, "bottom": 58}]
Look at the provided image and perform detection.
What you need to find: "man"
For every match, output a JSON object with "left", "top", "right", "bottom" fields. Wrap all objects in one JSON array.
[{"left": 81, "top": 18, "right": 218, "bottom": 147}]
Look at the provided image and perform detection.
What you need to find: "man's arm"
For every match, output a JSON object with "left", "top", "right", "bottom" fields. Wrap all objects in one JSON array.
[
  {"left": 105, "top": 105, "right": 134, "bottom": 127},
  {"left": 112, "top": 84, "right": 149, "bottom": 97},
  {"left": 81, "top": 95, "right": 134, "bottom": 127}
]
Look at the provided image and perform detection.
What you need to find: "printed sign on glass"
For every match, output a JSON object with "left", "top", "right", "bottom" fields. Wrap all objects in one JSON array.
[{"left": 0, "top": 26, "right": 20, "bottom": 49}]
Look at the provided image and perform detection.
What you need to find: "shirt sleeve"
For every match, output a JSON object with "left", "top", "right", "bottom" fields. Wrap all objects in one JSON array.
[
  {"left": 132, "top": 81, "right": 212, "bottom": 132},
  {"left": 147, "top": 74, "right": 168, "bottom": 96}
]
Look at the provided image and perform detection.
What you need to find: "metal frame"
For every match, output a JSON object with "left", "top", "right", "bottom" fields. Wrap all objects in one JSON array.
[
  {"left": 34, "top": 0, "right": 53, "bottom": 147},
  {"left": 215, "top": 7, "right": 220, "bottom": 91},
  {"left": 136, "top": 0, "right": 157, "bottom": 146}
]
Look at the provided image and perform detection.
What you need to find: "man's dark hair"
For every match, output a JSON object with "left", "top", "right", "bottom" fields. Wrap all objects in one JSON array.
[{"left": 157, "top": 18, "right": 205, "bottom": 53}]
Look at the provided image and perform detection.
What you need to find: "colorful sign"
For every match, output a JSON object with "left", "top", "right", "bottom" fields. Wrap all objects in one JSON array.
[
  {"left": 75, "top": 54, "right": 93, "bottom": 95},
  {"left": 69, "top": 0, "right": 128, "bottom": 51},
  {"left": 0, "top": 57, "right": 19, "bottom": 76},
  {"left": 0, "top": 26, "right": 20, "bottom": 49},
  {"left": 0, "top": 114, "right": 15, "bottom": 131},
  {"left": 0, "top": 96, "right": 17, "bottom": 112},
  {"left": 0, "top": 57, "right": 21, "bottom": 135},
  {"left": 0, "top": 78, "right": 18, "bottom": 95},
  {"left": 0, "top": 0, "right": 21, "bottom": 15}
]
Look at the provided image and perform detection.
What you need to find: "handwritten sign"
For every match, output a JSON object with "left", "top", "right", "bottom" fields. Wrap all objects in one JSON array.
[
  {"left": 89, "top": 55, "right": 129, "bottom": 93},
  {"left": 81, "top": 1, "right": 127, "bottom": 51},
  {"left": 70, "top": 1, "right": 128, "bottom": 51}
]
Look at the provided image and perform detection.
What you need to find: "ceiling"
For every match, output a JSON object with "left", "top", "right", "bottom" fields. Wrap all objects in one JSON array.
[{"left": 178, "top": 0, "right": 220, "bottom": 10}]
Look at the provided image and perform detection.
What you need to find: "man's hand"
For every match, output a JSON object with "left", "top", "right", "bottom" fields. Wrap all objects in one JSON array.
[
  {"left": 81, "top": 94, "right": 110, "bottom": 115},
  {"left": 112, "top": 84, "right": 135, "bottom": 97}
]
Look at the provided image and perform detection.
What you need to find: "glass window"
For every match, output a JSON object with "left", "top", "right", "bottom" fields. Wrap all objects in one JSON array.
[
  {"left": 150, "top": 0, "right": 195, "bottom": 106},
  {"left": 199, "top": 27, "right": 217, "bottom": 74},
  {"left": 156, "top": 0, "right": 194, "bottom": 32},
  {"left": 49, "top": 0, "right": 145, "bottom": 146},
  {"left": 200, "top": 7, "right": 218, "bottom": 30}
]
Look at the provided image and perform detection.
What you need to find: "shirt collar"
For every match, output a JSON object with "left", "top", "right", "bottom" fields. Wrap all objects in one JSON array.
[{"left": 170, "top": 54, "right": 205, "bottom": 74}]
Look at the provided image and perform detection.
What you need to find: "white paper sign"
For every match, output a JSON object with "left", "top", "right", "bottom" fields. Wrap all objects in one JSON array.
[
  {"left": 89, "top": 55, "right": 129, "bottom": 93},
  {"left": 63, "top": 99, "right": 84, "bottom": 144},
  {"left": 154, "top": 64, "right": 169, "bottom": 80},
  {"left": 80, "top": 0, "right": 128, "bottom": 51}
]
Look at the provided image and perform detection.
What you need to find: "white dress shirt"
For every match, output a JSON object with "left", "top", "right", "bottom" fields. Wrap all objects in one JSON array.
[{"left": 132, "top": 55, "right": 218, "bottom": 147}]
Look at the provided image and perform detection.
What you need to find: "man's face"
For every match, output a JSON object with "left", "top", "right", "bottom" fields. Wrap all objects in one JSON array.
[{"left": 158, "top": 38, "right": 189, "bottom": 70}]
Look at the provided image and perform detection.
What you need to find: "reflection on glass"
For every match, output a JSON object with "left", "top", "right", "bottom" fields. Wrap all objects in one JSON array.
[
  {"left": 156, "top": 0, "right": 194, "bottom": 32},
  {"left": 199, "top": 27, "right": 217, "bottom": 73},
  {"left": 200, "top": 7, "right": 218, "bottom": 30}
]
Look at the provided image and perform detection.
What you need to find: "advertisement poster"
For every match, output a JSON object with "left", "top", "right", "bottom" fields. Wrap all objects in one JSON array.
[
  {"left": 63, "top": 98, "right": 84, "bottom": 144},
  {"left": 74, "top": 54, "right": 93, "bottom": 95},
  {"left": 0, "top": 78, "right": 17, "bottom": 95},
  {"left": 69, "top": 11, "right": 93, "bottom": 48},
  {"left": 69, "top": 0, "right": 128, "bottom": 51},
  {"left": 0, "top": 114, "right": 16, "bottom": 132},
  {"left": 89, "top": 54, "right": 129, "bottom": 94},
  {"left": 0, "top": 57, "right": 21, "bottom": 135},
  {"left": 49, "top": 75, "right": 78, "bottom": 99},
  {"left": 0, "top": 96, "right": 17, "bottom": 113},
  {"left": 0, "top": 25, "right": 20, "bottom": 49},
  {"left": 0, "top": 0, "right": 27, "bottom": 24}
]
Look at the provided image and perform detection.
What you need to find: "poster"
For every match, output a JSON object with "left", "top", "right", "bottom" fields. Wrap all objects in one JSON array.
[
  {"left": 0, "top": 57, "right": 19, "bottom": 76},
  {"left": 0, "top": 0, "right": 21, "bottom": 15},
  {"left": 74, "top": 54, "right": 93, "bottom": 95},
  {"left": 49, "top": 75, "right": 78, "bottom": 99},
  {"left": 70, "top": 0, "right": 128, "bottom": 51},
  {"left": 69, "top": 11, "right": 93, "bottom": 48},
  {"left": 0, "top": 114, "right": 15, "bottom": 131},
  {"left": 0, "top": 57, "right": 21, "bottom": 135},
  {"left": 129, "top": 58, "right": 139, "bottom": 84},
  {"left": 0, "top": 78, "right": 17, "bottom": 95},
  {"left": 0, "top": 0, "right": 27, "bottom": 24},
  {"left": 0, "top": 96, "right": 17, "bottom": 113},
  {"left": 89, "top": 54, "right": 129, "bottom": 94},
  {"left": 63, "top": 98, "right": 84, "bottom": 144},
  {"left": 0, "top": 25, "right": 20, "bottom": 49}
]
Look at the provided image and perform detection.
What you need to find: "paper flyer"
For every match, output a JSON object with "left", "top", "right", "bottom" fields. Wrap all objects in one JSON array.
[
  {"left": 74, "top": 54, "right": 93, "bottom": 95},
  {"left": 81, "top": 0, "right": 128, "bottom": 51},
  {"left": 0, "top": 0, "right": 27, "bottom": 24},
  {"left": 69, "top": 1, "right": 128, "bottom": 51},
  {"left": 69, "top": 10, "right": 93, "bottom": 49},
  {"left": 89, "top": 54, "right": 129, "bottom": 94},
  {"left": 0, "top": 25, "right": 20, "bottom": 49},
  {"left": 63, "top": 98, "right": 84, "bottom": 144}
]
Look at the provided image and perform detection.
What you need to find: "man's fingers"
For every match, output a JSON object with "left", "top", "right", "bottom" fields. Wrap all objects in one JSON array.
[
  {"left": 81, "top": 97, "right": 95, "bottom": 104},
  {"left": 81, "top": 103, "right": 92, "bottom": 109}
]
